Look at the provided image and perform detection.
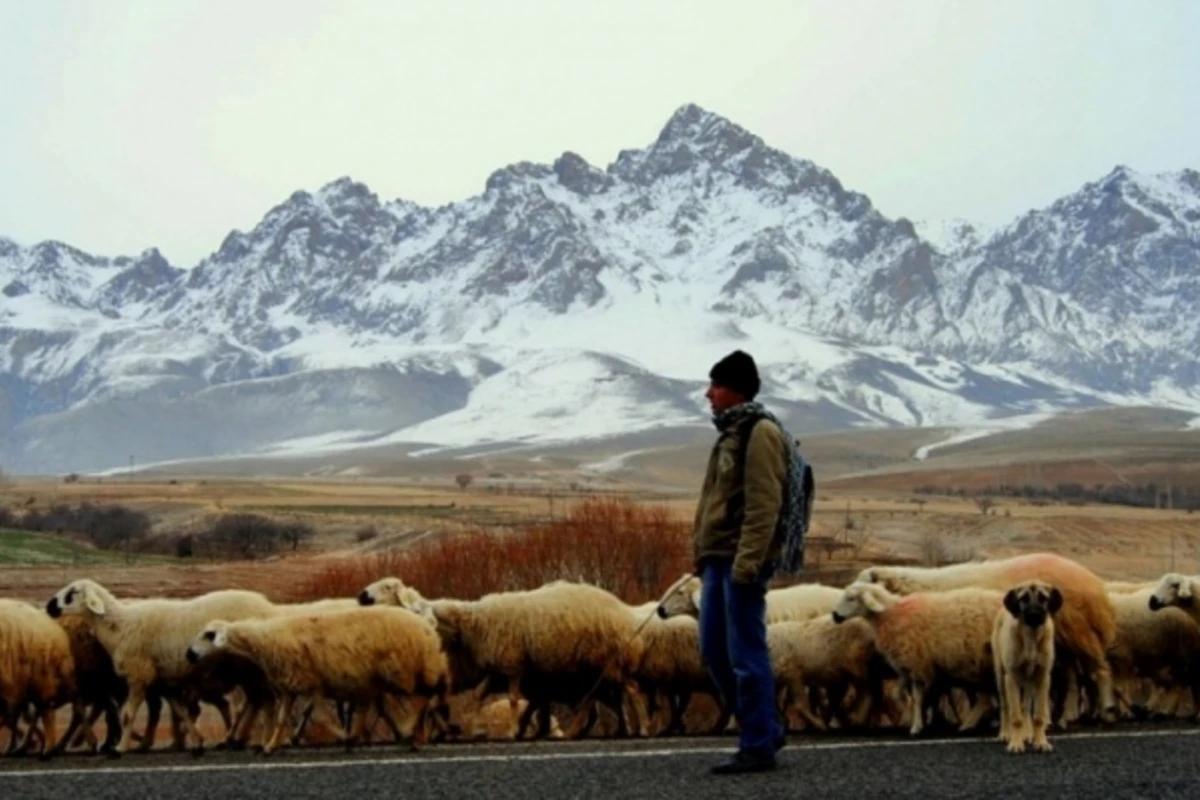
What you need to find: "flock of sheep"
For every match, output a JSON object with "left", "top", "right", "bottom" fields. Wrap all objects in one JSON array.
[{"left": 2, "top": 551, "right": 1200, "bottom": 759}]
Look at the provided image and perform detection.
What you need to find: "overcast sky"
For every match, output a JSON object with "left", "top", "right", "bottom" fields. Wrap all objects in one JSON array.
[{"left": 1, "top": 0, "right": 1197, "bottom": 267}]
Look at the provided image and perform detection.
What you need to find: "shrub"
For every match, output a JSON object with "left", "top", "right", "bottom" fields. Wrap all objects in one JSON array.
[
  {"left": 355, "top": 525, "right": 379, "bottom": 543},
  {"left": 293, "top": 497, "right": 692, "bottom": 605},
  {"left": 196, "top": 513, "right": 282, "bottom": 560}
]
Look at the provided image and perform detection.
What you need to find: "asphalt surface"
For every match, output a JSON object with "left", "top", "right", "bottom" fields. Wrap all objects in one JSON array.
[{"left": 2, "top": 725, "right": 1200, "bottom": 799}]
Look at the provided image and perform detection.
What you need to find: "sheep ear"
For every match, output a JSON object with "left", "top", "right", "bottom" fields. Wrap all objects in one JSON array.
[
  {"left": 1003, "top": 589, "right": 1021, "bottom": 619},
  {"left": 213, "top": 630, "right": 228, "bottom": 648},
  {"left": 1179, "top": 579, "right": 1193, "bottom": 600},
  {"left": 863, "top": 589, "right": 885, "bottom": 614},
  {"left": 84, "top": 589, "right": 106, "bottom": 616},
  {"left": 1047, "top": 588, "right": 1063, "bottom": 614}
]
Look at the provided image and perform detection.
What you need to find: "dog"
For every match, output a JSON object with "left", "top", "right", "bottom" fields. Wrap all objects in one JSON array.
[{"left": 992, "top": 580, "right": 1062, "bottom": 753}]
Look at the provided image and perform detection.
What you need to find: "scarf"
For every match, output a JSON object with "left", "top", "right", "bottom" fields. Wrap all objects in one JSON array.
[{"left": 712, "top": 400, "right": 773, "bottom": 432}]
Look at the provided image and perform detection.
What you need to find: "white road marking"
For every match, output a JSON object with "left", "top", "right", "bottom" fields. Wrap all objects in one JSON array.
[{"left": 0, "top": 727, "right": 1196, "bottom": 779}]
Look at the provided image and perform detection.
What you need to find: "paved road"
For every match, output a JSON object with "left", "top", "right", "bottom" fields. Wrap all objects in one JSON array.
[{"left": 1, "top": 726, "right": 1199, "bottom": 799}]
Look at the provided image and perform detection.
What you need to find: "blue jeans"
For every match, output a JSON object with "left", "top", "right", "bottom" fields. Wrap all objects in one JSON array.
[{"left": 698, "top": 558, "right": 781, "bottom": 754}]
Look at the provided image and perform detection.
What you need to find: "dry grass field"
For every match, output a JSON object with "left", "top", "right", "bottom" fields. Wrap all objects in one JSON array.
[{"left": 1, "top": 404, "right": 1197, "bottom": 606}]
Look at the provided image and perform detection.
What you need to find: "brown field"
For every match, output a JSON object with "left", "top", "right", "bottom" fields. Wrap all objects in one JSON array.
[{"left": 2, "top": 403, "right": 1198, "bottom": 605}]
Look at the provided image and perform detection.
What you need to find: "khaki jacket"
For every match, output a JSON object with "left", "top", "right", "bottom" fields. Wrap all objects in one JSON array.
[{"left": 692, "top": 414, "right": 789, "bottom": 584}]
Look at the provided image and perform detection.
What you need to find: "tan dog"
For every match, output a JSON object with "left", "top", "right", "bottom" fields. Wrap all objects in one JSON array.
[{"left": 993, "top": 580, "right": 1062, "bottom": 753}]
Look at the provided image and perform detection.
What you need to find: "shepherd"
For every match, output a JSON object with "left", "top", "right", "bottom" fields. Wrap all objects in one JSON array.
[{"left": 694, "top": 349, "right": 790, "bottom": 774}]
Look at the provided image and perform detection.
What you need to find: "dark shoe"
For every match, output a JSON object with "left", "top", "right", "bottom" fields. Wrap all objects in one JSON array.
[{"left": 710, "top": 748, "right": 777, "bottom": 775}]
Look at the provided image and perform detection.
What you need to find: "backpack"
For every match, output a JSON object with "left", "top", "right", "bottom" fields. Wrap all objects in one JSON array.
[{"left": 735, "top": 412, "right": 816, "bottom": 578}]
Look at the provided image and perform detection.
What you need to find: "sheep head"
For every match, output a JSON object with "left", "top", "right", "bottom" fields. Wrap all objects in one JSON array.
[
  {"left": 832, "top": 582, "right": 891, "bottom": 623},
  {"left": 656, "top": 575, "right": 702, "bottom": 619},
  {"left": 1149, "top": 573, "right": 1196, "bottom": 612},
  {"left": 185, "top": 620, "right": 232, "bottom": 664},
  {"left": 358, "top": 576, "right": 411, "bottom": 607},
  {"left": 47, "top": 579, "right": 108, "bottom": 618}
]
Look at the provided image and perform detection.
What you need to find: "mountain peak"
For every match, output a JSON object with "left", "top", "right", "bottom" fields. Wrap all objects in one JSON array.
[
  {"left": 316, "top": 176, "right": 376, "bottom": 205},
  {"left": 654, "top": 102, "right": 759, "bottom": 158}
]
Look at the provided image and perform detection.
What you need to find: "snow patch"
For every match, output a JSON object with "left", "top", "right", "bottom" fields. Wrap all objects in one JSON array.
[{"left": 913, "top": 413, "right": 1055, "bottom": 461}]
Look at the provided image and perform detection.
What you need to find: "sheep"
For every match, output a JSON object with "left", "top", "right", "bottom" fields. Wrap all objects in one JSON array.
[
  {"left": 656, "top": 574, "right": 841, "bottom": 625},
  {"left": 1148, "top": 573, "right": 1200, "bottom": 619},
  {"left": 1105, "top": 580, "right": 1157, "bottom": 594},
  {"left": 0, "top": 599, "right": 90, "bottom": 757},
  {"left": 993, "top": 580, "right": 1061, "bottom": 754},
  {"left": 767, "top": 616, "right": 890, "bottom": 733},
  {"left": 387, "top": 580, "right": 649, "bottom": 740},
  {"left": 857, "top": 553, "right": 1118, "bottom": 724},
  {"left": 1107, "top": 586, "right": 1200, "bottom": 721},
  {"left": 55, "top": 605, "right": 217, "bottom": 754},
  {"left": 46, "top": 579, "right": 277, "bottom": 754},
  {"left": 832, "top": 582, "right": 1002, "bottom": 736},
  {"left": 185, "top": 605, "right": 450, "bottom": 755},
  {"left": 623, "top": 601, "right": 728, "bottom": 736}
]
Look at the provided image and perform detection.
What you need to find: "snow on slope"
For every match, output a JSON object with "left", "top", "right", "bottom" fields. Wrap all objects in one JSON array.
[
  {"left": 3, "top": 105, "right": 1200, "bottom": 474},
  {"left": 913, "top": 413, "right": 1056, "bottom": 460}
]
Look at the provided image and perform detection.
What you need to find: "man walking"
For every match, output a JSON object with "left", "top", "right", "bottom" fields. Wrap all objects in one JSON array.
[{"left": 693, "top": 349, "right": 788, "bottom": 774}]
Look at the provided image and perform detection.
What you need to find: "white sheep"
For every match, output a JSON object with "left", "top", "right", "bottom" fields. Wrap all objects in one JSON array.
[
  {"left": 767, "top": 615, "right": 886, "bottom": 732},
  {"left": 186, "top": 605, "right": 450, "bottom": 755},
  {"left": 993, "top": 580, "right": 1061, "bottom": 754},
  {"left": 623, "top": 601, "right": 727, "bottom": 736},
  {"left": 832, "top": 582, "right": 1002, "bottom": 736},
  {"left": 656, "top": 574, "right": 841, "bottom": 625},
  {"left": 378, "top": 580, "right": 650, "bottom": 740},
  {"left": 46, "top": 579, "right": 277, "bottom": 754},
  {"left": 0, "top": 599, "right": 91, "bottom": 757}
]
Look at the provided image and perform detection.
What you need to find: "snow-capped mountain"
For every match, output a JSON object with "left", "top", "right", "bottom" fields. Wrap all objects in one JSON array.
[{"left": 2, "top": 103, "right": 1199, "bottom": 474}]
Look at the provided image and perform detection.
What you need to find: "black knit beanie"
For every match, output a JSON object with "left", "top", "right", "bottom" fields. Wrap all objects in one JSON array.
[{"left": 709, "top": 350, "right": 760, "bottom": 400}]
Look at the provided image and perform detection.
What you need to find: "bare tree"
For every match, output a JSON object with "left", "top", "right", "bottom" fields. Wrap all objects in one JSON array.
[
  {"left": 455, "top": 473, "right": 474, "bottom": 490},
  {"left": 974, "top": 497, "right": 995, "bottom": 516}
]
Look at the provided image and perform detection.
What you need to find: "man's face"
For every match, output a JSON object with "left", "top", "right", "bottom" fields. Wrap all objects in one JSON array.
[{"left": 705, "top": 381, "right": 744, "bottom": 415}]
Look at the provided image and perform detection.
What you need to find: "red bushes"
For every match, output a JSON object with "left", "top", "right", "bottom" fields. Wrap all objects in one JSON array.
[{"left": 293, "top": 497, "right": 693, "bottom": 605}]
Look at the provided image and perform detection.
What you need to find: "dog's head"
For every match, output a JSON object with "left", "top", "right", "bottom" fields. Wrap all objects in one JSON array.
[{"left": 1003, "top": 580, "right": 1062, "bottom": 629}]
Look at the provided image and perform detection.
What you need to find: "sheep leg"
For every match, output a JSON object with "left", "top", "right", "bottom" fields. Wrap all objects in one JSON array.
[
  {"left": 847, "top": 683, "right": 875, "bottom": 729},
  {"left": 291, "top": 698, "right": 317, "bottom": 744},
  {"left": 907, "top": 679, "right": 927, "bottom": 736},
  {"left": 164, "top": 695, "right": 205, "bottom": 755},
  {"left": 262, "top": 694, "right": 296, "bottom": 755},
  {"left": 2, "top": 708, "right": 26, "bottom": 756},
  {"left": 666, "top": 690, "right": 692, "bottom": 736},
  {"left": 1003, "top": 672, "right": 1028, "bottom": 753},
  {"left": 114, "top": 683, "right": 151, "bottom": 755},
  {"left": 536, "top": 700, "right": 554, "bottom": 740},
  {"left": 14, "top": 706, "right": 43, "bottom": 756},
  {"left": 53, "top": 698, "right": 93, "bottom": 756},
  {"left": 958, "top": 693, "right": 994, "bottom": 732},
  {"left": 793, "top": 679, "right": 826, "bottom": 731},
  {"left": 624, "top": 679, "right": 650, "bottom": 738},
  {"left": 371, "top": 695, "right": 405, "bottom": 743},
  {"left": 826, "top": 682, "right": 852, "bottom": 729},
  {"left": 404, "top": 694, "right": 433, "bottom": 750},
  {"left": 133, "top": 694, "right": 161, "bottom": 752},
  {"left": 312, "top": 696, "right": 353, "bottom": 745}
]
